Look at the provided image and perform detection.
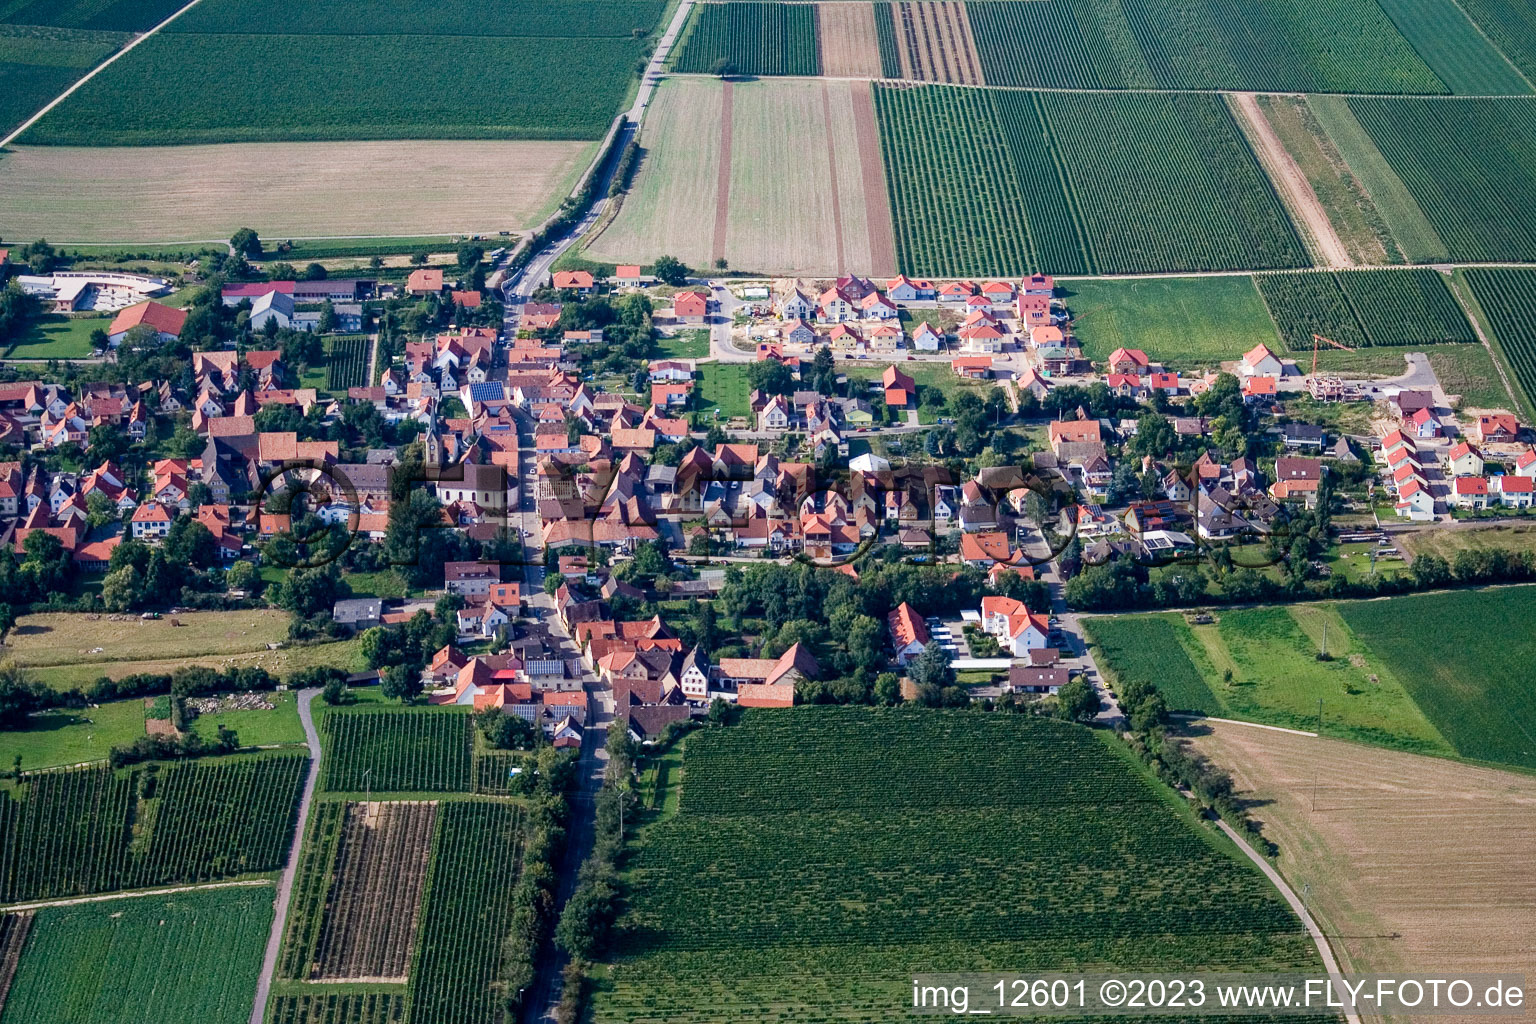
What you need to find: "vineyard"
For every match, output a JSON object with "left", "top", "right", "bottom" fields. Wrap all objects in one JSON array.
[
  {"left": 1372, "top": 0, "right": 1531, "bottom": 96},
  {"left": 0, "top": 886, "right": 271, "bottom": 1024},
  {"left": 312, "top": 802, "right": 437, "bottom": 981},
  {"left": 320, "top": 710, "right": 472, "bottom": 794},
  {"left": 1460, "top": 269, "right": 1536, "bottom": 410},
  {"left": 1344, "top": 97, "right": 1536, "bottom": 263},
  {"left": 324, "top": 336, "right": 370, "bottom": 391},
  {"left": 1081, "top": 614, "right": 1219, "bottom": 713},
  {"left": 406, "top": 801, "right": 531, "bottom": 1024},
  {"left": 964, "top": 0, "right": 1447, "bottom": 93},
  {"left": 0, "top": 25, "right": 124, "bottom": 136},
  {"left": 890, "top": 1, "right": 983, "bottom": 84},
  {"left": 0, "top": 0, "right": 188, "bottom": 30},
  {"left": 872, "top": 2, "right": 901, "bottom": 78},
  {"left": 277, "top": 800, "right": 346, "bottom": 982},
  {"left": 0, "top": 754, "right": 307, "bottom": 902},
  {"left": 1256, "top": 269, "right": 1475, "bottom": 352},
  {"left": 1452, "top": 0, "right": 1536, "bottom": 84},
  {"left": 0, "top": 911, "right": 31, "bottom": 1014},
  {"left": 268, "top": 993, "right": 406, "bottom": 1024},
  {"left": 672, "top": 3, "right": 820, "bottom": 76},
  {"left": 594, "top": 707, "right": 1323, "bottom": 1024},
  {"left": 874, "top": 84, "right": 1306, "bottom": 277}
]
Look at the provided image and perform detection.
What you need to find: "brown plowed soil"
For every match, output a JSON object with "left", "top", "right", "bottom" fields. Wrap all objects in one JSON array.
[
  {"left": 311, "top": 801, "right": 437, "bottom": 982},
  {"left": 822, "top": 82, "right": 848, "bottom": 272},
  {"left": 712, "top": 80, "right": 734, "bottom": 265},
  {"left": 817, "top": 3, "right": 884, "bottom": 78},
  {"left": 895, "top": 2, "right": 982, "bottom": 84},
  {"left": 851, "top": 79, "right": 898, "bottom": 277}
]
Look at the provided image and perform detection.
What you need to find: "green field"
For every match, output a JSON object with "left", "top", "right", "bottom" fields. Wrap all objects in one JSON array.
[
  {"left": 2, "top": 311, "right": 105, "bottom": 358},
  {"left": 594, "top": 707, "right": 1321, "bottom": 1024},
  {"left": 1341, "top": 96, "right": 1536, "bottom": 263},
  {"left": 1458, "top": 268, "right": 1536, "bottom": 410},
  {"left": 0, "top": 885, "right": 271, "bottom": 1024},
  {"left": 1453, "top": 0, "right": 1536, "bottom": 84},
  {"left": 875, "top": 85, "right": 1307, "bottom": 277},
  {"left": 1255, "top": 269, "right": 1475, "bottom": 352},
  {"left": 0, "top": 697, "right": 146, "bottom": 770},
  {"left": 0, "top": 754, "right": 307, "bottom": 901},
  {"left": 0, "top": 25, "right": 124, "bottom": 135},
  {"left": 693, "top": 362, "right": 751, "bottom": 420},
  {"left": 323, "top": 335, "right": 371, "bottom": 391},
  {"left": 1372, "top": 0, "right": 1531, "bottom": 95},
  {"left": 25, "top": 0, "right": 664, "bottom": 145},
  {"left": 651, "top": 329, "right": 709, "bottom": 360},
  {"left": 967, "top": 0, "right": 1446, "bottom": 94},
  {"left": 320, "top": 708, "right": 472, "bottom": 794},
  {"left": 1063, "top": 275, "right": 1280, "bottom": 367},
  {"left": 672, "top": 2, "right": 820, "bottom": 76},
  {"left": 1337, "top": 587, "right": 1536, "bottom": 770},
  {"left": 188, "top": 690, "right": 306, "bottom": 748},
  {"left": 1086, "top": 607, "right": 1452, "bottom": 755},
  {"left": 0, "top": 0, "right": 188, "bottom": 30}
]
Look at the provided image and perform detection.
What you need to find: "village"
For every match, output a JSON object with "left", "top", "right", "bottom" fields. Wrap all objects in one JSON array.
[{"left": 1, "top": 247, "right": 1533, "bottom": 742}]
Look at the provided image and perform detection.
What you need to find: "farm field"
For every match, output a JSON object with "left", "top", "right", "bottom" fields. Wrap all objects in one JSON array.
[
  {"left": 8, "top": 609, "right": 293, "bottom": 668},
  {"left": 888, "top": 1, "right": 983, "bottom": 84},
  {"left": 312, "top": 802, "right": 436, "bottom": 981},
  {"left": 1063, "top": 275, "right": 1280, "bottom": 368},
  {"left": 0, "top": 25, "right": 123, "bottom": 137},
  {"left": 0, "top": 885, "right": 272, "bottom": 1024},
  {"left": 188, "top": 690, "right": 306, "bottom": 748},
  {"left": 0, "top": 0, "right": 188, "bottom": 30},
  {"left": 0, "top": 754, "right": 307, "bottom": 902},
  {"left": 0, "top": 140, "right": 592, "bottom": 242},
  {"left": 18, "top": 637, "right": 367, "bottom": 692},
  {"left": 0, "top": 697, "right": 147, "bottom": 770},
  {"left": 588, "top": 78, "right": 898, "bottom": 277},
  {"left": 23, "top": 0, "right": 664, "bottom": 147},
  {"left": 1458, "top": 268, "right": 1536, "bottom": 410},
  {"left": 1372, "top": 0, "right": 1531, "bottom": 96},
  {"left": 875, "top": 85, "right": 1307, "bottom": 277},
  {"left": 967, "top": 0, "right": 1446, "bottom": 94},
  {"left": 1340, "top": 96, "right": 1536, "bottom": 263},
  {"left": 1254, "top": 269, "right": 1475, "bottom": 352},
  {"left": 816, "top": 2, "right": 882, "bottom": 78},
  {"left": 268, "top": 993, "right": 406, "bottom": 1024},
  {"left": 1, "top": 311, "right": 103, "bottom": 359},
  {"left": 324, "top": 336, "right": 371, "bottom": 391},
  {"left": 594, "top": 708, "right": 1322, "bottom": 1024},
  {"left": 1396, "top": 523, "right": 1536, "bottom": 564},
  {"left": 1085, "top": 607, "right": 1453, "bottom": 755},
  {"left": 672, "top": 2, "right": 820, "bottom": 76},
  {"left": 320, "top": 709, "right": 472, "bottom": 794},
  {"left": 1336, "top": 587, "right": 1536, "bottom": 771},
  {"left": 1453, "top": 0, "right": 1536, "bottom": 85},
  {"left": 1190, "top": 723, "right": 1536, "bottom": 986}
]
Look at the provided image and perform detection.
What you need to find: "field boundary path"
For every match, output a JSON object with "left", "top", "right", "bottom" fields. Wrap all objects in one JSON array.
[
  {"left": 249, "top": 687, "right": 322, "bottom": 1024},
  {"left": 0, "top": 0, "right": 211, "bottom": 149},
  {"left": 1229, "top": 93, "right": 1351, "bottom": 269},
  {"left": 1214, "top": 818, "right": 1363, "bottom": 1024},
  {"left": 0, "top": 878, "right": 271, "bottom": 914}
]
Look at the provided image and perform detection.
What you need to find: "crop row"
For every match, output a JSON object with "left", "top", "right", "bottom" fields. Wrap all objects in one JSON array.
[
  {"left": 1347, "top": 97, "right": 1536, "bottom": 263},
  {"left": 313, "top": 801, "right": 437, "bottom": 980},
  {"left": 472, "top": 750, "right": 526, "bottom": 795},
  {"left": 874, "top": 85, "right": 1306, "bottom": 277},
  {"left": 1081, "top": 615, "right": 1219, "bottom": 713},
  {"left": 872, "top": 3, "right": 901, "bottom": 79},
  {"left": 269, "top": 993, "right": 406, "bottom": 1024},
  {"left": 1, "top": 0, "right": 187, "bottom": 32},
  {"left": 276, "top": 800, "right": 346, "bottom": 982},
  {"left": 321, "top": 710, "right": 473, "bottom": 794},
  {"left": 1462, "top": 268, "right": 1536, "bottom": 410},
  {"left": 968, "top": 0, "right": 1154, "bottom": 89},
  {"left": 406, "top": 801, "right": 528, "bottom": 1024},
  {"left": 169, "top": 0, "right": 665, "bottom": 38},
  {"left": 672, "top": 2, "right": 820, "bottom": 76},
  {"left": 1257, "top": 269, "right": 1475, "bottom": 351},
  {"left": 324, "top": 336, "right": 370, "bottom": 391},
  {"left": 0, "top": 755, "right": 307, "bottom": 902}
]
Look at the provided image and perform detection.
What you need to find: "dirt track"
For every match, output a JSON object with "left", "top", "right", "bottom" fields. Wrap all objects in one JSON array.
[{"left": 1230, "top": 92, "right": 1352, "bottom": 269}]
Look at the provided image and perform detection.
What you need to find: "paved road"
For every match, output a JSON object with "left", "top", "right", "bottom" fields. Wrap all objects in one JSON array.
[
  {"left": 1017, "top": 527, "right": 1123, "bottom": 724},
  {"left": 248, "top": 687, "right": 321, "bottom": 1024},
  {"left": 503, "top": 0, "right": 694, "bottom": 318}
]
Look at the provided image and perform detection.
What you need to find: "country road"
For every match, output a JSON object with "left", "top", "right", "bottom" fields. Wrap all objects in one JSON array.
[{"left": 248, "top": 686, "right": 321, "bottom": 1024}]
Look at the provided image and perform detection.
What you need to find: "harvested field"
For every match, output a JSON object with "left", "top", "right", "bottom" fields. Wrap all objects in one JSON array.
[
  {"left": 1190, "top": 722, "right": 1536, "bottom": 999},
  {"left": 312, "top": 802, "right": 437, "bottom": 982},
  {"left": 892, "top": 1, "right": 982, "bottom": 84},
  {"left": 589, "top": 78, "right": 897, "bottom": 277},
  {"left": 0, "top": 140, "right": 592, "bottom": 242},
  {"left": 817, "top": 2, "right": 883, "bottom": 78},
  {"left": 7, "top": 608, "right": 291, "bottom": 668}
]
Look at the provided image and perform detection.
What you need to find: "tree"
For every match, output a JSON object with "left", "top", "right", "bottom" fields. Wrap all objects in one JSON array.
[
  {"left": 302, "top": 262, "right": 328, "bottom": 280},
  {"left": 381, "top": 663, "right": 422, "bottom": 703},
  {"left": 651, "top": 255, "right": 689, "bottom": 287},
  {"left": 456, "top": 244, "right": 484, "bottom": 271},
  {"left": 874, "top": 671, "right": 902, "bottom": 705},
  {"left": 708, "top": 57, "right": 737, "bottom": 78},
  {"left": 321, "top": 677, "right": 350, "bottom": 705},
  {"left": 229, "top": 228, "right": 262, "bottom": 258},
  {"left": 907, "top": 642, "right": 955, "bottom": 691},
  {"left": 808, "top": 345, "right": 837, "bottom": 394},
  {"left": 745, "top": 358, "right": 795, "bottom": 396},
  {"left": 225, "top": 559, "right": 257, "bottom": 593},
  {"left": 1055, "top": 678, "right": 1102, "bottom": 723}
]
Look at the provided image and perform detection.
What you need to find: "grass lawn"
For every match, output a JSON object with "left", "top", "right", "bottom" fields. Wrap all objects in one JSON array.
[
  {"left": 652, "top": 330, "right": 709, "bottom": 360},
  {"left": 4, "top": 313, "right": 106, "bottom": 359},
  {"left": 188, "top": 690, "right": 306, "bottom": 748},
  {"left": 1, "top": 885, "right": 272, "bottom": 1024},
  {"left": 7, "top": 609, "right": 292, "bottom": 670},
  {"left": 1087, "top": 606, "right": 1452, "bottom": 755},
  {"left": 694, "top": 362, "right": 751, "bottom": 419},
  {"left": 1320, "top": 541, "right": 1410, "bottom": 582},
  {"left": 1337, "top": 586, "right": 1536, "bottom": 770},
  {"left": 1397, "top": 523, "right": 1536, "bottom": 563},
  {"left": 0, "top": 698, "right": 146, "bottom": 770},
  {"left": 340, "top": 569, "right": 411, "bottom": 599},
  {"left": 1060, "top": 275, "right": 1281, "bottom": 369},
  {"left": 843, "top": 359, "right": 991, "bottom": 423}
]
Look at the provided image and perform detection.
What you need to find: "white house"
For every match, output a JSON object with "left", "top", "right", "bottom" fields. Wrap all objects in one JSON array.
[
  {"left": 1240, "top": 343, "right": 1283, "bottom": 378},
  {"left": 912, "top": 322, "right": 943, "bottom": 352},
  {"left": 979, "top": 596, "right": 1049, "bottom": 656},
  {"left": 249, "top": 291, "right": 297, "bottom": 332},
  {"left": 888, "top": 603, "right": 929, "bottom": 666}
]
